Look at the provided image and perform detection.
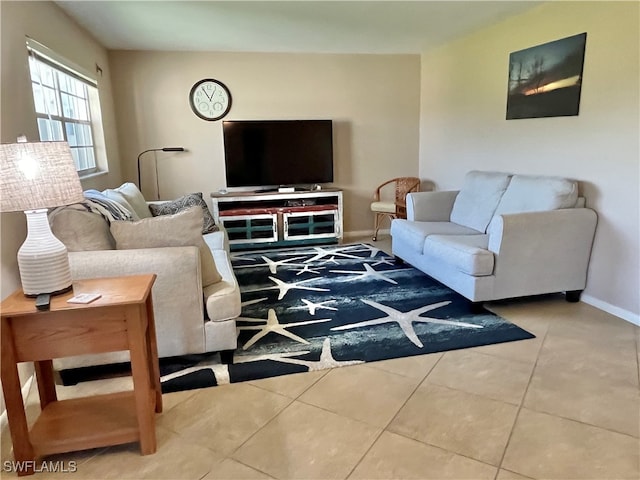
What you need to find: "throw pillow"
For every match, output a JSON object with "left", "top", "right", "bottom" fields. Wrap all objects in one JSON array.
[
  {"left": 115, "top": 182, "right": 153, "bottom": 219},
  {"left": 110, "top": 206, "right": 222, "bottom": 287},
  {"left": 49, "top": 204, "right": 115, "bottom": 251},
  {"left": 101, "top": 189, "right": 140, "bottom": 220},
  {"left": 148, "top": 192, "right": 218, "bottom": 234}
]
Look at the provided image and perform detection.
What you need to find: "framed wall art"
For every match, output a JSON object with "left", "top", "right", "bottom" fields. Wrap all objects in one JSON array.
[{"left": 506, "top": 32, "right": 587, "bottom": 120}]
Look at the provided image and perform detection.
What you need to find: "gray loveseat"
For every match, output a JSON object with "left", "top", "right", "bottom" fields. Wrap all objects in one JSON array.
[
  {"left": 390, "top": 171, "right": 597, "bottom": 303},
  {"left": 49, "top": 183, "right": 241, "bottom": 370}
]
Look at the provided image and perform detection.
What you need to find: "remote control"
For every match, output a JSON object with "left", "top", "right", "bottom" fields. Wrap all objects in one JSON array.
[{"left": 35, "top": 293, "right": 51, "bottom": 311}]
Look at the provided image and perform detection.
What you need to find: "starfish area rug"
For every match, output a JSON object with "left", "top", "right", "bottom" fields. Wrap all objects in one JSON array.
[{"left": 155, "top": 243, "right": 535, "bottom": 393}]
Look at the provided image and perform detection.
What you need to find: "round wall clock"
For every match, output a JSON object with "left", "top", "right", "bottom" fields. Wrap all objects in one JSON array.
[{"left": 189, "top": 79, "right": 232, "bottom": 121}]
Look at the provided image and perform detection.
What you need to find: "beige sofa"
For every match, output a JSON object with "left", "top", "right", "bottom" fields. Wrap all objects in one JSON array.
[
  {"left": 391, "top": 171, "right": 598, "bottom": 303},
  {"left": 49, "top": 184, "right": 241, "bottom": 370}
]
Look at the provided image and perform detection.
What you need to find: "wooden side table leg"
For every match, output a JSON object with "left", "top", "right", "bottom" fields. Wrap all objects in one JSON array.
[
  {"left": 145, "top": 294, "right": 162, "bottom": 413},
  {"left": 34, "top": 360, "right": 57, "bottom": 408},
  {"left": 1, "top": 318, "right": 35, "bottom": 476},
  {"left": 126, "top": 305, "right": 156, "bottom": 455}
]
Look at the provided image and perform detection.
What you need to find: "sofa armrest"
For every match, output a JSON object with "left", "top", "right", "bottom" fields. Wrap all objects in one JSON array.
[
  {"left": 488, "top": 208, "right": 598, "bottom": 293},
  {"left": 406, "top": 191, "right": 459, "bottom": 222},
  {"left": 69, "top": 246, "right": 206, "bottom": 359}
]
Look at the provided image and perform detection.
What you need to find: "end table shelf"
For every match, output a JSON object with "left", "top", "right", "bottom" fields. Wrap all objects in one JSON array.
[
  {"left": 0, "top": 275, "right": 162, "bottom": 476},
  {"left": 29, "top": 392, "right": 140, "bottom": 456}
]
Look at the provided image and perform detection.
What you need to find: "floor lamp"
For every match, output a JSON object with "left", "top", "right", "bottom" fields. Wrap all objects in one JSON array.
[
  {"left": 137, "top": 147, "right": 185, "bottom": 200},
  {"left": 0, "top": 141, "right": 84, "bottom": 297}
]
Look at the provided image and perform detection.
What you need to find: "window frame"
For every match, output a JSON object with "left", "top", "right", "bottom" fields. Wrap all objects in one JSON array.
[{"left": 27, "top": 39, "right": 104, "bottom": 177}]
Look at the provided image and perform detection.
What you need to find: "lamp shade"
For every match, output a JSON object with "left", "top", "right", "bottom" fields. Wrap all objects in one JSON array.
[
  {"left": 1, "top": 141, "right": 84, "bottom": 296},
  {"left": 0, "top": 141, "right": 84, "bottom": 212}
]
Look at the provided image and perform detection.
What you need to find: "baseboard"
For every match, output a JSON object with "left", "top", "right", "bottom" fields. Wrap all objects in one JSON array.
[
  {"left": 581, "top": 294, "right": 640, "bottom": 327},
  {"left": 343, "top": 229, "right": 389, "bottom": 240}
]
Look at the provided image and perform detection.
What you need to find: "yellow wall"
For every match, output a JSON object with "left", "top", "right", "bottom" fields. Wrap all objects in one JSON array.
[
  {"left": 418, "top": 1, "right": 639, "bottom": 320},
  {"left": 109, "top": 51, "right": 421, "bottom": 234},
  {"left": 0, "top": 0, "right": 122, "bottom": 299}
]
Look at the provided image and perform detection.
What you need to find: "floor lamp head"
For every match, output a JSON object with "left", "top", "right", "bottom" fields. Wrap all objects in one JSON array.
[
  {"left": 0, "top": 141, "right": 84, "bottom": 296},
  {"left": 137, "top": 147, "right": 186, "bottom": 200}
]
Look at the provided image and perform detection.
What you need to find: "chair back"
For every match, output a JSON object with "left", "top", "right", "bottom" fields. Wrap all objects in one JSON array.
[{"left": 394, "top": 177, "right": 421, "bottom": 205}]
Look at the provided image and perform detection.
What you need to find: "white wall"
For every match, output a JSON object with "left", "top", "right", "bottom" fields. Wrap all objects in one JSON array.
[
  {"left": 109, "top": 51, "right": 421, "bottom": 234},
  {"left": 419, "top": 1, "right": 639, "bottom": 321},
  {"left": 0, "top": 1, "right": 122, "bottom": 411},
  {"left": 1, "top": 0, "right": 122, "bottom": 300}
]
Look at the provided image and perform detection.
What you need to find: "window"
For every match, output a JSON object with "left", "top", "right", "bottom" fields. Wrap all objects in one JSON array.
[{"left": 27, "top": 40, "right": 104, "bottom": 176}]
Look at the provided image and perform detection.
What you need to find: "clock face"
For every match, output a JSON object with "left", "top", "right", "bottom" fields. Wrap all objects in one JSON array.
[{"left": 189, "top": 79, "right": 232, "bottom": 121}]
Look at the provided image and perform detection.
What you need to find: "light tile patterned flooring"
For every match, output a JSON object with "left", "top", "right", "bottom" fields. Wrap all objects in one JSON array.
[{"left": 2, "top": 237, "right": 639, "bottom": 479}]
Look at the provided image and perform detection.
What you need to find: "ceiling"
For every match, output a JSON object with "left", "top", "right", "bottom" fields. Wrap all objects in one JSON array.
[{"left": 55, "top": 1, "right": 541, "bottom": 54}]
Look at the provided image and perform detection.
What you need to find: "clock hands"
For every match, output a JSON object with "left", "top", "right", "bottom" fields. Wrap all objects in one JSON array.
[{"left": 201, "top": 86, "right": 215, "bottom": 101}]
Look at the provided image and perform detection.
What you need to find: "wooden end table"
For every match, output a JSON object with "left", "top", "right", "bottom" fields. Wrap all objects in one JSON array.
[{"left": 0, "top": 274, "right": 162, "bottom": 476}]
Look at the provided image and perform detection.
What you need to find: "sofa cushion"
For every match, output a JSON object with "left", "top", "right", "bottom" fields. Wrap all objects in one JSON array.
[
  {"left": 493, "top": 174, "right": 578, "bottom": 217},
  {"left": 149, "top": 192, "right": 218, "bottom": 234},
  {"left": 49, "top": 205, "right": 115, "bottom": 251},
  {"left": 423, "top": 234, "right": 494, "bottom": 276},
  {"left": 110, "top": 206, "right": 222, "bottom": 287},
  {"left": 450, "top": 171, "right": 512, "bottom": 233},
  {"left": 371, "top": 201, "right": 396, "bottom": 214},
  {"left": 113, "top": 182, "right": 153, "bottom": 219},
  {"left": 204, "top": 249, "right": 242, "bottom": 323},
  {"left": 390, "top": 218, "right": 480, "bottom": 254}
]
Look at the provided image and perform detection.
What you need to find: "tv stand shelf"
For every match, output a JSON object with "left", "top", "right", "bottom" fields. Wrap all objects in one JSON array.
[{"left": 211, "top": 189, "right": 343, "bottom": 250}]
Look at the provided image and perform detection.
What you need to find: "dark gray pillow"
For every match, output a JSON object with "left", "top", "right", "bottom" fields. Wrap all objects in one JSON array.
[{"left": 149, "top": 192, "right": 218, "bottom": 234}]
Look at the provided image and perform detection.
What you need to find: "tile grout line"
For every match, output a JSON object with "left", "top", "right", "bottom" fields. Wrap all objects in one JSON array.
[
  {"left": 492, "top": 322, "right": 550, "bottom": 480},
  {"left": 342, "top": 353, "right": 447, "bottom": 479},
  {"left": 220, "top": 372, "right": 331, "bottom": 477}
]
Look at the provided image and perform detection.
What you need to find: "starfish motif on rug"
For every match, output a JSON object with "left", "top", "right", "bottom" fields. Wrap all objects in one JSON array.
[
  {"left": 236, "top": 338, "right": 364, "bottom": 371},
  {"left": 299, "top": 298, "right": 338, "bottom": 315},
  {"left": 292, "top": 264, "right": 326, "bottom": 276},
  {"left": 160, "top": 358, "right": 230, "bottom": 385},
  {"left": 371, "top": 256, "right": 395, "bottom": 267},
  {"left": 279, "top": 246, "right": 361, "bottom": 264},
  {"left": 230, "top": 253, "right": 256, "bottom": 262},
  {"left": 243, "top": 276, "right": 330, "bottom": 300},
  {"left": 241, "top": 297, "right": 268, "bottom": 308},
  {"left": 235, "top": 255, "right": 306, "bottom": 274},
  {"left": 329, "top": 263, "right": 402, "bottom": 284},
  {"left": 319, "top": 256, "right": 341, "bottom": 265},
  {"left": 344, "top": 244, "right": 384, "bottom": 258},
  {"left": 237, "top": 308, "right": 331, "bottom": 350},
  {"left": 331, "top": 299, "right": 483, "bottom": 348}
]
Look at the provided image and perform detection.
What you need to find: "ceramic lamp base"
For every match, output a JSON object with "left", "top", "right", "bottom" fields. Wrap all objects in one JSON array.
[{"left": 18, "top": 209, "right": 73, "bottom": 297}]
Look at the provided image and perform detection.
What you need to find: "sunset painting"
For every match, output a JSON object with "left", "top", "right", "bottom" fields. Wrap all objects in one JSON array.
[{"left": 506, "top": 33, "right": 587, "bottom": 119}]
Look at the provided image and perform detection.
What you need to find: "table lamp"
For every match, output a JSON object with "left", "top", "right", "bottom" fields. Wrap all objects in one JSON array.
[{"left": 0, "top": 141, "right": 84, "bottom": 297}]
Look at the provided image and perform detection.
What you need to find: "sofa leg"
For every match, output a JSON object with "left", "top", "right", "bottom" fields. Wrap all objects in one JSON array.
[
  {"left": 565, "top": 290, "right": 582, "bottom": 303},
  {"left": 220, "top": 350, "right": 234, "bottom": 364}
]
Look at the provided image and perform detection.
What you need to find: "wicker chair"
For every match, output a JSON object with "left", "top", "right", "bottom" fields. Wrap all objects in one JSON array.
[{"left": 370, "top": 176, "right": 421, "bottom": 241}]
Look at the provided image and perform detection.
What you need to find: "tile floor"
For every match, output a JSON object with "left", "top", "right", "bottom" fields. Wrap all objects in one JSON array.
[{"left": 2, "top": 237, "right": 639, "bottom": 479}]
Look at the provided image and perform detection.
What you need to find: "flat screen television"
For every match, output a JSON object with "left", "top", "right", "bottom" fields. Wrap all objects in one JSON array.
[{"left": 223, "top": 120, "right": 333, "bottom": 189}]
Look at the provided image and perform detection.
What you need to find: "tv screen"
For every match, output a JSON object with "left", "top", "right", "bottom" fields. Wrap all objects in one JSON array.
[{"left": 223, "top": 120, "right": 333, "bottom": 188}]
